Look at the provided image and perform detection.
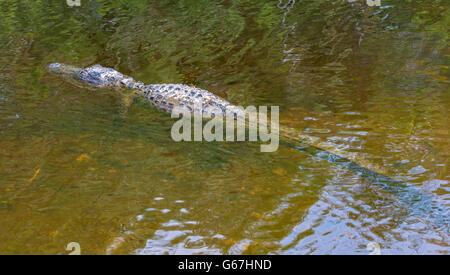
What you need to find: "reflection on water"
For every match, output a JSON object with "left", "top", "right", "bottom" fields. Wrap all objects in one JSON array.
[{"left": 0, "top": 0, "right": 448, "bottom": 254}]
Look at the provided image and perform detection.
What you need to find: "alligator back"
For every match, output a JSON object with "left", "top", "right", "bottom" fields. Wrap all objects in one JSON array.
[{"left": 137, "top": 84, "right": 244, "bottom": 117}]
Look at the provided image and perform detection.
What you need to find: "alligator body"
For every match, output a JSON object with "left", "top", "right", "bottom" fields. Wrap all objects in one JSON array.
[{"left": 47, "top": 63, "right": 448, "bottom": 228}]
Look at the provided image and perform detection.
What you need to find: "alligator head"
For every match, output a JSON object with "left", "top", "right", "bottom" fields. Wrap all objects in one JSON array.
[{"left": 47, "top": 63, "right": 137, "bottom": 89}]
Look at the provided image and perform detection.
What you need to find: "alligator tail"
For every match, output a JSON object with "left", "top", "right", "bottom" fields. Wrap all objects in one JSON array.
[{"left": 279, "top": 127, "right": 449, "bottom": 230}]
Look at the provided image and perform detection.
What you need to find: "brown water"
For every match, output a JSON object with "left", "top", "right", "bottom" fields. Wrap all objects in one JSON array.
[{"left": 0, "top": 0, "right": 448, "bottom": 254}]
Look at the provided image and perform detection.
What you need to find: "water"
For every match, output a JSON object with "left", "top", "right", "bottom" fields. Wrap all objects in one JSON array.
[{"left": 0, "top": 0, "right": 448, "bottom": 254}]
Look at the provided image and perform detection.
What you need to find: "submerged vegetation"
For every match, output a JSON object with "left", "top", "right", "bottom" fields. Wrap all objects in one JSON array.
[{"left": 0, "top": 0, "right": 448, "bottom": 254}]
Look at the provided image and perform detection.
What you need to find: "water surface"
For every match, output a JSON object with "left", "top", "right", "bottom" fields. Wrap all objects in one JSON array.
[{"left": 0, "top": 0, "right": 448, "bottom": 254}]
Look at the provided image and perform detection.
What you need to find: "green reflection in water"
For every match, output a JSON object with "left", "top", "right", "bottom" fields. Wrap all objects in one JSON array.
[{"left": 0, "top": 0, "right": 448, "bottom": 254}]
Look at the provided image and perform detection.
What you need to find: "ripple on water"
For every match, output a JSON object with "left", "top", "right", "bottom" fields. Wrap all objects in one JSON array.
[
  {"left": 408, "top": 165, "right": 428, "bottom": 175},
  {"left": 136, "top": 229, "right": 221, "bottom": 255}
]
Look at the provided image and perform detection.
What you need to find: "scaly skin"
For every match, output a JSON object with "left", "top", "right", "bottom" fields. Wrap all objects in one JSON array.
[
  {"left": 47, "top": 63, "right": 449, "bottom": 228},
  {"left": 75, "top": 64, "right": 245, "bottom": 117}
]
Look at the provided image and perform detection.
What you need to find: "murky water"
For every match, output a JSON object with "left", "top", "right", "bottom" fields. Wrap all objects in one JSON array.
[{"left": 0, "top": 0, "right": 448, "bottom": 254}]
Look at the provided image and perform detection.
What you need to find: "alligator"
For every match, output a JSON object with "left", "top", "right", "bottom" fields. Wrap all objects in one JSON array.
[{"left": 47, "top": 63, "right": 449, "bottom": 229}]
